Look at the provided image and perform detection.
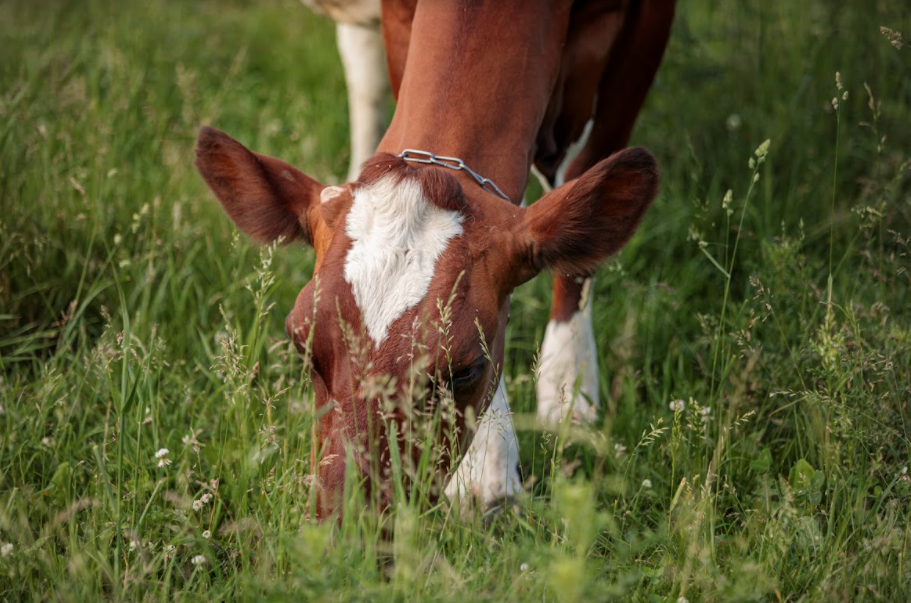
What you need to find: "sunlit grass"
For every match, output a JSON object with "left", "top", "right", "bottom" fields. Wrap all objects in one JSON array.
[{"left": 1, "top": 0, "right": 910, "bottom": 600}]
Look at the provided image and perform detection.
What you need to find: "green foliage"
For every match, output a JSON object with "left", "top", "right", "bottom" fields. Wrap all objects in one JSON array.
[{"left": 1, "top": 0, "right": 910, "bottom": 600}]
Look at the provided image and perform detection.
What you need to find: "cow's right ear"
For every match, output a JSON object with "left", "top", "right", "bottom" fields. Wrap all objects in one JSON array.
[{"left": 195, "top": 126, "right": 327, "bottom": 246}]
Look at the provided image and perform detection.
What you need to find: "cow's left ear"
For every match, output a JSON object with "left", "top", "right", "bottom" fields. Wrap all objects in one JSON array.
[
  {"left": 195, "top": 126, "right": 329, "bottom": 246},
  {"left": 514, "top": 147, "right": 658, "bottom": 283}
]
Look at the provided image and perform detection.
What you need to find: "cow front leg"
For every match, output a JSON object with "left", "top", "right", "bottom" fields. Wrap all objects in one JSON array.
[
  {"left": 537, "top": 275, "right": 599, "bottom": 424},
  {"left": 336, "top": 21, "right": 389, "bottom": 182},
  {"left": 444, "top": 378, "right": 522, "bottom": 507}
]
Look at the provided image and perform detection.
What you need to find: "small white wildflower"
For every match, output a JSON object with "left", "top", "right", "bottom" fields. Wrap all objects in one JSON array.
[
  {"left": 520, "top": 562, "right": 530, "bottom": 572},
  {"left": 129, "top": 540, "right": 139, "bottom": 552},
  {"left": 181, "top": 434, "right": 190, "bottom": 445},
  {"left": 700, "top": 406, "right": 711, "bottom": 416},
  {"left": 677, "top": 598, "right": 689, "bottom": 603},
  {"left": 202, "top": 530, "right": 211, "bottom": 539},
  {"left": 192, "top": 499, "right": 204, "bottom": 511},
  {"left": 155, "top": 448, "right": 172, "bottom": 467},
  {"left": 725, "top": 113, "right": 742, "bottom": 131},
  {"left": 613, "top": 443, "right": 627, "bottom": 456},
  {"left": 191, "top": 554, "right": 207, "bottom": 566},
  {"left": 200, "top": 493, "right": 212, "bottom": 504},
  {"left": 41, "top": 437, "right": 52, "bottom": 446},
  {"left": 1, "top": 543, "right": 13, "bottom": 557},
  {"left": 642, "top": 479, "right": 652, "bottom": 489},
  {"left": 669, "top": 399, "right": 685, "bottom": 412},
  {"left": 901, "top": 466, "right": 908, "bottom": 476},
  {"left": 113, "top": 234, "right": 123, "bottom": 246}
]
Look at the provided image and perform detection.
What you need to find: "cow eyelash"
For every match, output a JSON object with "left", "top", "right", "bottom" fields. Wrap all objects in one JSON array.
[{"left": 450, "top": 357, "right": 487, "bottom": 389}]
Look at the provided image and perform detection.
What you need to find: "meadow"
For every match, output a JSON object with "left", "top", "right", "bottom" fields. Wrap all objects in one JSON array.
[{"left": 1, "top": 0, "right": 910, "bottom": 600}]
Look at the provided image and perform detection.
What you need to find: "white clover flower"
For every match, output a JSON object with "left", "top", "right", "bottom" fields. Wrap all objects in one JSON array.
[
  {"left": 1, "top": 543, "right": 13, "bottom": 557},
  {"left": 520, "top": 562, "right": 529, "bottom": 572},
  {"left": 192, "top": 499, "right": 204, "bottom": 511},
  {"left": 669, "top": 399, "right": 685, "bottom": 412},
  {"left": 191, "top": 554, "right": 207, "bottom": 566},
  {"left": 200, "top": 493, "right": 212, "bottom": 504},
  {"left": 642, "top": 479, "right": 652, "bottom": 489},
  {"left": 155, "top": 448, "right": 172, "bottom": 468},
  {"left": 202, "top": 530, "right": 211, "bottom": 539}
]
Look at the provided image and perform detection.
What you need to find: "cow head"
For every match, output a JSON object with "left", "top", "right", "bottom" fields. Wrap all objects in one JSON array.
[{"left": 195, "top": 126, "right": 657, "bottom": 519}]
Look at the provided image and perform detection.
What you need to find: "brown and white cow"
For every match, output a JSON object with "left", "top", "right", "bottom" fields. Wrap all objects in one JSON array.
[{"left": 196, "top": 0, "right": 674, "bottom": 520}]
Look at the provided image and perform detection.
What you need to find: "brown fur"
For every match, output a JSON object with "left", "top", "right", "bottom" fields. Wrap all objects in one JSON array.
[{"left": 196, "top": 0, "right": 670, "bottom": 522}]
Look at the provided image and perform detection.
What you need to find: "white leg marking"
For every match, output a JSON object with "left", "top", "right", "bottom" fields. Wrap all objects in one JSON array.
[
  {"left": 530, "top": 117, "right": 593, "bottom": 193},
  {"left": 344, "top": 175, "right": 464, "bottom": 346},
  {"left": 445, "top": 378, "right": 522, "bottom": 505},
  {"left": 554, "top": 118, "right": 594, "bottom": 188},
  {"left": 536, "top": 286, "right": 600, "bottom": 424},
  {"left": 336, "top": 21, "right": 389, "bottom": 182}
]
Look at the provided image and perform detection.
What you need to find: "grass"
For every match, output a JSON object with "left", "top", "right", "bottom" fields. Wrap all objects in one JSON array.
[{"left": 1, "top": 0, "right": 910, "bottom": 600}]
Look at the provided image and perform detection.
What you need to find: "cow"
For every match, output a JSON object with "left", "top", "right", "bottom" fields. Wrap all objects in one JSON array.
[{"left": 195, "top": 0, "right": 675, "bottom": 520}]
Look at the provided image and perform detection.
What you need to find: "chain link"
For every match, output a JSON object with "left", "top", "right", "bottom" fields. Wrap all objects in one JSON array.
[{"left": 397, "top": 149, "right": 510, "bottom": 202}]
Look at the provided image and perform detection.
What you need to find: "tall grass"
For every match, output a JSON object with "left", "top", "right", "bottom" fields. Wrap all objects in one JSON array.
[{"left": 1, "top": 0, "right": 910, "bottom": 600}]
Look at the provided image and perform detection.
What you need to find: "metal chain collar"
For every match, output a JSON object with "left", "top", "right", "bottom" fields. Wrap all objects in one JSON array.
[{"left": 397, "top": 149, "right": 510, "bottom": 202}]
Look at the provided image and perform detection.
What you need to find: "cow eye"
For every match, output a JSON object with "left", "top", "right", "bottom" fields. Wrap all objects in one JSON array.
[{"left": 450, "top": 357, "right": 487, "bottom": 389}]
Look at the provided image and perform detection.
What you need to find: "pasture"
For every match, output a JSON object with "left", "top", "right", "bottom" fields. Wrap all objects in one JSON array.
[{"left": 1, "top": 0, "right": 910, "bottom": 600}]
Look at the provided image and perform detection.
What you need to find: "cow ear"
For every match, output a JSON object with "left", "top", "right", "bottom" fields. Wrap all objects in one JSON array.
[
  {"left": 195, "top": 126, "right": 326, "bottom": 245},
  {"left": 516, "top": 147, "right": 658, "bottom": 282}
]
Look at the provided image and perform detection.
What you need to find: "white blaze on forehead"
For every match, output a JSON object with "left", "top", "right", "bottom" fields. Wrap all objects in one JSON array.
[{"left": 343, "top": 174, "right": 464, "bottom": 345}]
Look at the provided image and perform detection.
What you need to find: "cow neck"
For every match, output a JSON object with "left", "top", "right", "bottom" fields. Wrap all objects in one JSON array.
[{"left": 377, "top": 0, "right": 573, "bottom": 204}]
